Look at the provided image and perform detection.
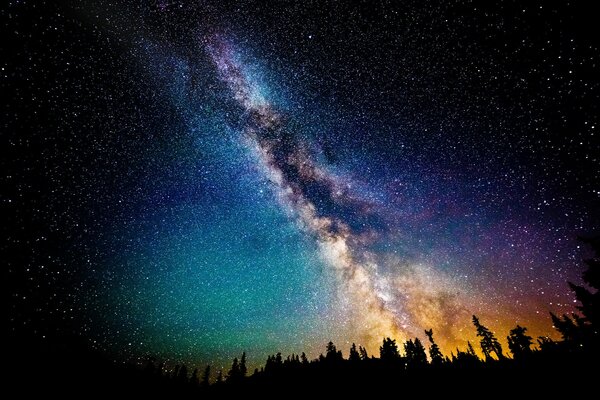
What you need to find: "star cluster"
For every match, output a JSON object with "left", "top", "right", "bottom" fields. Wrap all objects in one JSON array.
[{"left": 4, "top": 1, "right": 599, "bottom": 373}]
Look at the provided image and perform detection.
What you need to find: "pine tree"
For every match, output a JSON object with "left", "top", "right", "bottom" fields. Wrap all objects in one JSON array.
[
  {"left": 325, "top": 341, "right": 343, "bottom": 362},
  {"left": 574, "top": 236, "right": 600, "bottom": 328},
  {"left": 472, "top": 315, "right": 504, "bottom": 360},
  {"left": 414, "top": 338, "right": 427, "bottom": 364},
  {"left": 349, "top": 343, "right": 361, "bottom": 362},
  {"left": 326, "top": 341, "right": 336, "bottom": 360},
  {"left": 201, "top": 365, "right": 210, "bottom": 387},
  {"left": 537, "top": 336, "right": 556, "bottom": 352},
  {"left": 379, "top": 337, "right": 400, "bottom": 361},
  {"left": 359, "top": 345, "right": 369, "bottom": 360},
  {"left": 507, "top": 325, "right": 533, "bottom": 359},
  {"left": 425, "top": 329, "right": 444, "bottom": 365},
  {"left": 300, "top": 352, "right": 309, "bottom": 365},
  {"left": 227, "top": 357, "right": 240, "bottom": 383},
  {"left": 551, "top": 312, "right": 580, "bottom": 342},
  {"left": 455, "top": 343, "right": 480, "bottom": 367},
  {"left": 466, "top": 341, "right": 477, "bottom": 357},
  {"left": 551, "top": 236, "right": 599, "bottom": 348},
  {"left": 404, "top": 338, "right": 427, "bottom": 368},
  {"left": 216, "top": 370, "right": 223, "bottom": 384},
  {"left": 240, "top": 352, "right": 247, "bottom": 377}
]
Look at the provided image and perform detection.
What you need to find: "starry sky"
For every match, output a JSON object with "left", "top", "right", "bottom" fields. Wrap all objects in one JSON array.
[{"left": 4, "top": 1, "right": 599, "bottom": 374}]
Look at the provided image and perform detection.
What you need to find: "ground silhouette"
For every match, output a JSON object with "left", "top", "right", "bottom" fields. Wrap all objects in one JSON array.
[{"left": 8, "top": 237, "right": 598, "bottom": 397}]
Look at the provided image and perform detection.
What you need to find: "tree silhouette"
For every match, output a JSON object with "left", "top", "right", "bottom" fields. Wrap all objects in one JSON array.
[
  {"left": 425, "top": 329, "right": 444, "bottom": 366},
  {"left": 201, "top": 365, "right": 210, "bottom": 387},
  {"left": 551, "top": 311, "right": 583, "bottom": 343},
  {"left": 404, "top": 338, "right": 427, "bottom": 368},
  {"left": 265, "top": 352, "right": 283, "bottom": 374},
  {"left": 227, "top": 357, "right": 241, "bottom": 383},
  {"left": 349, "top": 343, "right": 361, "bottom": 362},
  {"left": 70, "top": 237, "right": 600, "bottom": 397},
  {"left": 574, "top": 236, "right": 599, "bottom": 327},
  {"left": 472, "top": 315, "right": 504, "bottom": 360},
  {"left": 359, "top": 345, "right": 369, "bottom": 360},
  {"left": 466, "top": 341, "right": 477, "bottom": 357},
  {"left": 326, "top": 341, "right": 336, "bottom": 356},
  {"left": 264, "top": 355, "right": 274, "bottom": 373},
  {"left": 453, "top": 342, "right": 480, "bottom": 367},
  {"left": 537, "top": 336, "right": 556, "bottom": 352},
  {"left": 551, "top": 236, "right": 599, "bottom": 349},
  {"left": 325, "top": 341, "right": 343, "bottom": 362},
  {"left": 379, "top": 337, "right": 400, "bottom": 361},
  {"left": 507, "top": 325, "right": 533, "bottom": 359},
  {"left": 240, "top": 352, "right": 247, "bottom": 377},
  {"left": 284, "top": 354, "right": 301, "bottom": 367},
  {"left": 300, "top": 352, "right": 309, "bottom": 365}
]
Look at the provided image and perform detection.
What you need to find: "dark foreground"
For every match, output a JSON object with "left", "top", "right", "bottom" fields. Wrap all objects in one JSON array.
[{"left": 7, "top": 336, "right": 595, "bottom": 398}]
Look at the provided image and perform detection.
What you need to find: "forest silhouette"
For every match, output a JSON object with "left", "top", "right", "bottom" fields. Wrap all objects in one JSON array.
[{"left": 9, "top": 236, "right": 599, "bottom": 397}]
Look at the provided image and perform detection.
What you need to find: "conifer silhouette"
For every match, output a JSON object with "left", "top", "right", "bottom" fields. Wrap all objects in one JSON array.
[
  {"left": 201, "top": 365, "right": 210, "bottom": 387},
  {"left": 473, "top": 315, "right": 504, "bottom": 360},
  {"left": 425, "top": 329, "right": 444, "bottom": 365},
  {"left": 379, "top": 337, "right": 400, "bottom": 361},
  {"left": 349, "top": 343, "right": 361, "bottom": 362},
  {"left": 551, "top": 236, "right": 599, "bottom": 350},
  {"left": 240, "top": 352, "right": 247, "bottom": 377},
  {"left": 507, "top": 325, "right": 533, "bottom": 359}
]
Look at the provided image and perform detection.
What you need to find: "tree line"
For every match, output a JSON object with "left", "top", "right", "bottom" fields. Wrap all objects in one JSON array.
[{"left": 142, "top": 236, "right": 598, "bottom": 391}]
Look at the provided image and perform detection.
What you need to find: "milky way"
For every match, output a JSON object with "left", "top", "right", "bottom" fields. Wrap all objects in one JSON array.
[
  {"left": 205, "top": 34, "right": 465, "bottom": 349},
  {"left": 5, "top": 1, "right": 599, "bottom": 374}
]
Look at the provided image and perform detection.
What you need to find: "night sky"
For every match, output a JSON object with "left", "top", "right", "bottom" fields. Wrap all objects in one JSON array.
[{"left": 4, "top": 1, "right": 599, "bottom": 374}]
